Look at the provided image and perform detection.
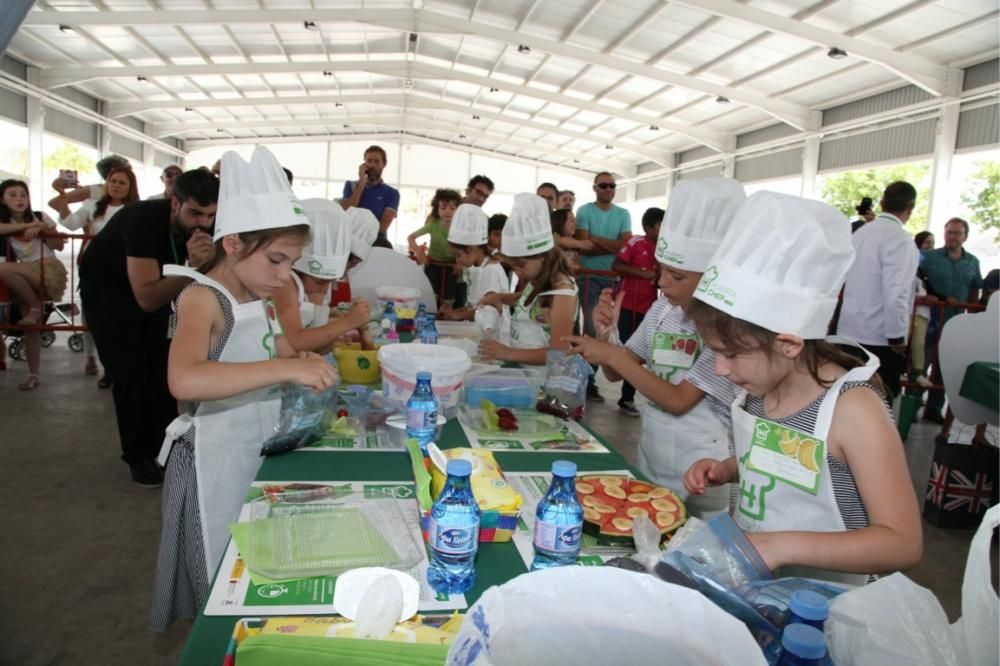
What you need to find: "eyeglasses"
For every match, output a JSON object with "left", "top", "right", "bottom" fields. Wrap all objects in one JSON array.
[
  {"left": 472, "top": 188, "right": 492, "bottom": 199},
  {"left": 596, "top": 183, "right": 616, "bottom": 190}
]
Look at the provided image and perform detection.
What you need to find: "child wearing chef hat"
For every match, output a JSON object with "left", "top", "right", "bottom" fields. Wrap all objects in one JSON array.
[
  {"left": 272, "top": 198, "right": 372, "bottom": 352},
  {"left": 566, "top": 178, "right": 745, "bottom": 518},
  {"left": 345, "top": 205, "right": 380, "bottom": 267},
  {"left": 683, "top": 191, "right": 921, "bottom": 585},
  {"left": 151, "top": 147, "right": 338, "bottom": 632},
  {"left": 438, "top": 203, "right": 509, "bottom": 322},
  {"left": 478, "top": 193, "right": 577, "bottom": 364}
]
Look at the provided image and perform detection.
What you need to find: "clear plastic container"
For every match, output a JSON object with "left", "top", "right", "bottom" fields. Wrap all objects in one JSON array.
[
  {"left": 245, "top": 497, "right": 424, "bottom": 580},
  {"left": 464, "top": 368, "right": 546, "bottom": 409}
]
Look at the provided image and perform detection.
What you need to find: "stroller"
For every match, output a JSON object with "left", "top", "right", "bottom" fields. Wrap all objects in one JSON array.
[{"left": 0, "top": 280, "right": 84, "bottom": 363}]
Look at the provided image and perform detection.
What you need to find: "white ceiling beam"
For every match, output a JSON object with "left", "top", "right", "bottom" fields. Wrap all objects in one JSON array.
[
  {"left": 672, "top": 0, "right": 961, "bottom": 96},
  {"left": 562, "top": 0, "right": 604, "bottom": 42},
  {"left": 26, "top": 8, "right": 811, "bottom": 128},
  {"left": 97, "top": 60, "right": 726, "bottom": 151}
]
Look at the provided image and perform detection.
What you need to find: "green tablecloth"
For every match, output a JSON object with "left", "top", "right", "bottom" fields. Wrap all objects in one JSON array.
[
  {"left": 959, "top": 362, "right": 999, "bottom": 411},
  {"left": 178, "top": 417, "right": 636, "bottom": 665}
]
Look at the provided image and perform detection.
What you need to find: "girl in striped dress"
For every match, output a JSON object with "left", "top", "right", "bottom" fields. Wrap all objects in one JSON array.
[{"left": 683, "top": 191, "right": 922, "bottom": 585}]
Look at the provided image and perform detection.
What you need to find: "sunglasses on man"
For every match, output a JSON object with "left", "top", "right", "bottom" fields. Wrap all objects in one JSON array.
[{"left": 597, "top": 182, "right": 616, "bottom": 190}]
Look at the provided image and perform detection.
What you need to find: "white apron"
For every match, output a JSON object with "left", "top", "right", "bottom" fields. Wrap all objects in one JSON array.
[
  {"left": 290, "top": 271, "right": 331, "bottom": 329},
  {"left": 158, "top": 265, "right": 281, "bottom": 576},
  {"left": 731, "top": 342, "right": 878, "bottom": 586},
  {"left": 510, "top": 281, "right": 578, "bottom": 349},
  {"left": 635, "top": 304, "right": 730, "bottom": 518}
]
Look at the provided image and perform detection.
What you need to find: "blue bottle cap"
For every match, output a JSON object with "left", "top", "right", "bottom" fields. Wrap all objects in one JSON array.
[
  {"left": 416, "top": 371, "right": 432, "bottom": 382},
  {"left": 781, "top": 624, "right": 826, "bottom": 660},
  {"left": 551, "top": 460, "right": 577, "bottom": 478},
  {"left": 789, "top": 590, "right": 829, "bottom": 622},
  {"left": 447, "top": 459, "right": 473, "bottom": 477}
]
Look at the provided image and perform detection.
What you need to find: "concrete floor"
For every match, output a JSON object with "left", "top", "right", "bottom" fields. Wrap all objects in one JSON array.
[{"left": 0, "top": 339, "right": 991, "bottom": 666}]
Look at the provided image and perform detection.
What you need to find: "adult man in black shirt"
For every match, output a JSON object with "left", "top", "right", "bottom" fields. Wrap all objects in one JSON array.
[{"left": 79, "top": 170, "right": 218, "bottom": 486}]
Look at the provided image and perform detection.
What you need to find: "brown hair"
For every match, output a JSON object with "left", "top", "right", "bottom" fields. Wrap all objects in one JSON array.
[
  {"left": 523, "top": 246, "right": 575, "bottom": 307},
  {"left": 686, "top": 299, "right": 884, "bottom": 395},
  {"left": 95, "top": 166, "right": 140, "bottom": 220},
  {"left": 431, "top": 188, "right": 461, "bottom": 220},
  {"left": 199, "top": 224, "right": 311, "bottom": 274}
]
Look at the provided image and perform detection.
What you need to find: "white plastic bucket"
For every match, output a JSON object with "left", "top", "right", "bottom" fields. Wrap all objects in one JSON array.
[{"left": 378, "top": 343, "right": 472, "bottom": 418}]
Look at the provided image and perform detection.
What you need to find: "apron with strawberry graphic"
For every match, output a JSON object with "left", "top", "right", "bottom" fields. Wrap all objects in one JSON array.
[
  {"left": 636, "top": 303, "right": 731, "bottom": 518},
  {"left": 731, "top": 342, "right": 878, "bottom": 586}
]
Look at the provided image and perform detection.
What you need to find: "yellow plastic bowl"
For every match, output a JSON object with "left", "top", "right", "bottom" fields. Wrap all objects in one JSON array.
[{"left": 334, "top": 343, "right": 382, "bottom": 384}]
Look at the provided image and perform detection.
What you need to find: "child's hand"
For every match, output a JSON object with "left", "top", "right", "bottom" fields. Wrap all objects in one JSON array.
[
  {"left": 286, "top": 352, "right": 339, "bottom": 391},
  {"left": 684, "top": 458, "right": 732, "bottom": 495},
  {"left": 593, "top": 288, "right": 623, "bottom": 341},
  {"left": 478, "top": 338, "right": 510, "bottom": 362},
  {"left": 563, "top": 335, "right": 620, "bottom": 366},
  {"left": 343, "top": 300, "right": 370, "bottom": 329}
]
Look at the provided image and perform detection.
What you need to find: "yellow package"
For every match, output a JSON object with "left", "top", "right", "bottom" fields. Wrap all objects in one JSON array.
[
  {"left": 257, "top": 616, "right": 454, "bottom": 645},
  {"left": 430, "top": 448, "right": 523, "bottom": 513}
]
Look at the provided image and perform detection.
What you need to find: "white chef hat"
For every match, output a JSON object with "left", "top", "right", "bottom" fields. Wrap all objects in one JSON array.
[
  {"left": 656, "top": 177, "right": 745, "bottom": 272},
  {"left": 294, "top": 198, "right": 350, "bottom": 280},
  {"left": 448, "top": 203, "right": 490, "bottom": 246},
  {"left": 502, "top": 193, "right": 554, "bottom": 257},
  {"left": 693, "top": 191, "right": 855, "bottom": 339},
  {"left": 213, "top": 147, "right": 308, "bottom": 241},
  {"left": 345, "top": 206, "right": 380, "bottom": 261}
]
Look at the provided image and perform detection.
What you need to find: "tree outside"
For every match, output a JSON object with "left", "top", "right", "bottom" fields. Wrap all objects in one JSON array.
[
  {"left": 819, "top": 162, "right": 931, "bottom": 234},
  {"left": 43, "top": 142, "right": 96, "bottom": 174},
  {"left": 960, "top": 160, "right": 1000, "bottom": 244}
]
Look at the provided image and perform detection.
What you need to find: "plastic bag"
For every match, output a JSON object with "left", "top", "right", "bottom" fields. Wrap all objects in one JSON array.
[
  {"left": 662, "top": 513, "right": 772, "bottom": 589},
  {"left": 446, "top": 566, "right": 766, "bottom": 666},
  {"left": 827, "top": 505, "right": 998, "bottom": 666},
  {"left": 260, "top": 356, "right": 340, "bottom": 455},
  {"left": 536, "top": 350, "right": 593, "bottom": 420}
]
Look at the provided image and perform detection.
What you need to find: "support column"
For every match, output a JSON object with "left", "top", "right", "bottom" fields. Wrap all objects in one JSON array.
[
  {"left": 800, "top": 136, "right": 821, "bottom": 199},
  {"left": 663, "top": 153, "right": 676, "bottom": 204},
  {"left": 26, "top": 67, "right": 45, "bottom": 207},
  {"left": 141, "top": 131, "right": 156, "bottom": 196},
  {"left": 927, "top": 104, "right": 960, "bottom": 237},
  {"left": 721, "top": 155, "right": 735, "bottom": 178}
]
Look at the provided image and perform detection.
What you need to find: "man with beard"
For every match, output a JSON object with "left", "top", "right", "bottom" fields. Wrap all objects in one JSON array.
[
  {"left": 340, "top": 145, "right": 400, "bottom": 247},
  {"left": 79, "top": 169, "right": 218, "bottom": 486}
]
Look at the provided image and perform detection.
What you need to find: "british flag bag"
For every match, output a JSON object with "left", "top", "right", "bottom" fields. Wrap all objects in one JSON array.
[{"left": 924, "top": 441, "right": 997, "bottom": 529}]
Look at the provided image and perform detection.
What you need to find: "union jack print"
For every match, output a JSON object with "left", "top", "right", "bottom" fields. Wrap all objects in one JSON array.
[{"left": 942, "top": 470, "right": 994, "bottom": 513}]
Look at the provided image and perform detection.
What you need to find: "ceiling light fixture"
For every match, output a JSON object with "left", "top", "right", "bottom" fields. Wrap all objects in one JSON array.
[
  {"left": 334, "top": 102, "right": 343, "bottom": 107},
  {"left": 715, "top": 96, "right": 730, "bottom": 104},
  {"left": 827, "top": 47, "right": 848, "bottom": 59},
  {"left": 58, "top": 24, "right": 76, "bottom": 34},
  {"left": 304, "top": 21, "right": 317, "bottom": 30},
  {"left": 604, "top": 144, "right": 613, "bottom": 150},
  {"left": 323, "top": 70, "right": 333, "bottom": 77},
  {"left": 472, "top": 115, "right": 481, "bottom": 120},
  {"left": 517, "top": 44, "right": 530, "bottom": 54},
  {"left": 137, "top": 76, "right": 148, "bottom": 82},
  {"left": 403, "top": 79, "right": 413, "bottom": 88},
  {"left": 343, "top": 123, "right": 350, "bottom": 128},
  {"left": 489, "top": 87, "right": 499, "bottom": 93},
  {"left": 459, "top": 134, "right": 466, "bottom": 139},
  {"left": 649, "top": 125, "right": 660, "bottom": 131},
  {"left": 216, "top": 128, "right": 225, "bottom": 132},
  {"left": 184, "top": 106, "right": 194, "bottom": 112}
]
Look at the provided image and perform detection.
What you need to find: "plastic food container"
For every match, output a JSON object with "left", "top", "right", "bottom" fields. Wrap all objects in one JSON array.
[
  {"left": 378, "top": 343, "right": 472, "bottom": 418},
  {"left": 244, "top": 497, "right": 424, "bottom": 580},
  {"left": 374, "top": 286, "right": 422, "bottom": 329},
  {"left": 334, "top": 343, "right": 381, "bottom": 384},
  {"left": 464, "top": 367, "right": 546, "bottom": 409}
]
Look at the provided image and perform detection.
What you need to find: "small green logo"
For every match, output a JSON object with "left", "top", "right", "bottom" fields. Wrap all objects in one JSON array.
[
  {"left": 656, "top": 237, "right": 669, "bottom": 255},
  {"left": 357, "top": 357, "right": 371, "bottom": 370},
  {"left": 308, "top": 259, "right": 323, "bottom": 273},
  {"left": 698, "top": 265, "right": 719, "bottom": 292}
]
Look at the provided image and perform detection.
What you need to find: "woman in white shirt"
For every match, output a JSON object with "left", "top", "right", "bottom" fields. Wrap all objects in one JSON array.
[
  {"left": 49, "top": 166, "right": 139, "bottom": 384},
  {"left": 0, "top": 179, "right": 68, "bottom": 390}
]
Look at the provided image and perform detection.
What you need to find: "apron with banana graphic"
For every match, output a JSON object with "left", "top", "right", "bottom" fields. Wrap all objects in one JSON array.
[{"left": 730, "top": 341, "right": 878, "bottom": 586}]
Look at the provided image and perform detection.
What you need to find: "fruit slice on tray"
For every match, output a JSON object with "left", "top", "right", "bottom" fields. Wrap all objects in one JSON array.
[{"left": 576, "top": 474, "right": 686, "bottom": 546}]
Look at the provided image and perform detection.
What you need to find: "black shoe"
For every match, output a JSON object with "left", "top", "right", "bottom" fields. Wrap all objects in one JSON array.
[
  {"left": 130, "top": 460, "right": 164, "bottom": 488},
  {"left": 586, "top": 384, "right": 605, "bottom": 403},
  {"left": 934, "top": 434, "right": 950, "bottom": 446},
  {"left": 97, "top": 374, "right": 112, "bottom": 389},
  {"left": 618, "top": 401, "right": 640, "bottom": 417},
  {"left": 923, "top": 410, "right": 945, "bottom": 424}
]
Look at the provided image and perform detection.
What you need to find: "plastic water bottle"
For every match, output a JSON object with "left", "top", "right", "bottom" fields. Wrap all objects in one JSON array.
[
  {"left": 381, "top": 301, "right": 397, "bottom": 332},
  {"left": 776, "top": 624, "right": 828, "bottom": 666},
  {"left": 531, "top": 460, "right": 584, "bottom": 570},
  {"left": 421, "top": 318, "right": 439, "bottom": 344},
  {"left": 787, "top": 590, "right": 829, "bottom": 631},
  {"left": 405, "top": 371, "right": 439, "bottom": 454},
  {"left": 415, "top": 303, "right": 428, "bottom": 335},
  {"left": 427, "top": 459, "right": 481, "bottom": 594}
]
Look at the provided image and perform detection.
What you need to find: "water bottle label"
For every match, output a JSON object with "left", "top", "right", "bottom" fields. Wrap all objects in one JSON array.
[
  {"left": 533, "top": 519, "right": 582, "bottom": 553},
  {"left": 428, "top": 518, "right": 478, "bottom": 554},
  {"left": 406, "top": 408, "right": 437, "bottom": 429}
]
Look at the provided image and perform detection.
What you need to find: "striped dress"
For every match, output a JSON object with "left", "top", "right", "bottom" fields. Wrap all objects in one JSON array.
[{"left": 149, "top": 284, "right": 235, "bottom": 632}]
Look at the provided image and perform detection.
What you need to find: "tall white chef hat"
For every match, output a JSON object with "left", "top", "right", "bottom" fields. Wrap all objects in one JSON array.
[
  {"left": 294, "top": 198, "right": 350, "bottom": 280},
  {"left": 693, "top": 191, "right": 855, "bottom": 339},
  {"left": 447, "top": 203, "right": 490, "bottom": 246},
  {"left": 502, "top": 193, "right": 554, "bottom": 257},
  {"left": 213, "top": 147, "right": 308, "bottom": 241},
  {"left": 656, "top": 178, "right": 746, "bottom": 272},
  {"left": 345, "top": 206, "right": 380, "bottom": 261}
]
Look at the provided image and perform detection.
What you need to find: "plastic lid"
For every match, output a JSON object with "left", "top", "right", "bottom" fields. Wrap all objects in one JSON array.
[
  {"left": 781, "top": 623, "right": 826, "bottom": 659},
  {"left": 447, "top": 459, "right": 473, "bottom": 477},
  {"left": 552, "top": 460, "right": 577, "bottom": 478},
  {"left": 347, "top": 384, "right": 368, "bottom": 392},
  {"left": 789, "top": 590, "right": 829, "bottom": 622},
  {"left": 416, "top": 371, "right": 432, "bottom": 382}
]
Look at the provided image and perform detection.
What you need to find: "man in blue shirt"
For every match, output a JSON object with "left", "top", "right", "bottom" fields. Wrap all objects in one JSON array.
[
  {"left": 921, "top": 217, "right": 983, "bottom": 423},
  {"left": 341, "top": 145, "right": 400, "bottom": 247},
  {"left": 575, "top": 171, "right": 632, "bottom": 402}
]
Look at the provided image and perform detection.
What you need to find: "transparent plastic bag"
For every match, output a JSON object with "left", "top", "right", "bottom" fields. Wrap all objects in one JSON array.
[
  {"left": 536, "top": 350, "right": 593, "bottom": 420},
  {"left": 260, "top": 357, "right": 341, "bottom": 455},
  {"left": 662, "top": 513, "right": 772, "bottom": 589}
]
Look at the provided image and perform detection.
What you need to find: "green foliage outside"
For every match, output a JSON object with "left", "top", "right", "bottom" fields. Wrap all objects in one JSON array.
[
  {"left": 43, "top": 143, "right": 95, "bottom": 174},
  {"left": 820, "top": 162, "right": 930, "bottom": 235},
  {"left": 960, "top": 160, "right": 1000, "bottom": 243}
]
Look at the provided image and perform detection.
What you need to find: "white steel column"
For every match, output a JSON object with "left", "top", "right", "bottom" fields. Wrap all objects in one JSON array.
[
  {"left": 663, "top": 153, "right": 676, "bottom": 204},
  {"left": 25, "top": 67, "right": 45, "bottom": 207},
  {"left": 800, "top": 136, "right": 821, "bottom": 198},
  {"left": 927, "top": 104, "right": 960, "bottom": 237}
]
